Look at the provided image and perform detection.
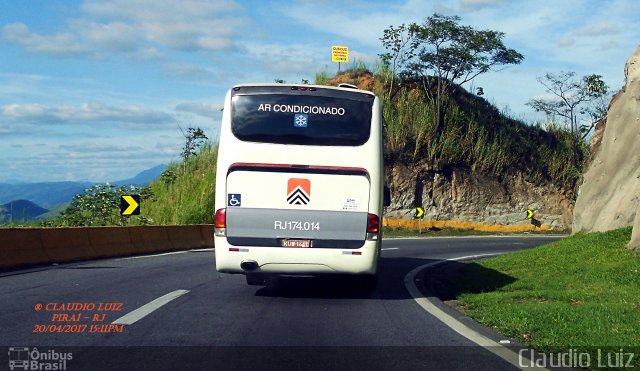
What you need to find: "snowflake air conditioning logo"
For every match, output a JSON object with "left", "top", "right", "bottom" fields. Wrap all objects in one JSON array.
[
  {"left": 293, "top": 114, "right": 308, "bottom": 128},
  {"left": 287, "top": 178, "right": 311, "bottom": 205}
]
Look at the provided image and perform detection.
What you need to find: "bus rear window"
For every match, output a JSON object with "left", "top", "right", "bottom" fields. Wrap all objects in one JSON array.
[{"left": 231, "top": 94, "right": 373, "bottom": 146}]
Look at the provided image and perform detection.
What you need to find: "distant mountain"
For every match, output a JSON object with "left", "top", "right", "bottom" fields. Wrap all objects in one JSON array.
[
  {"left": 0, "top": 164, "right": 167, "bottom": 209},
  {"left": 0, "top": 199, "right": 49, "bottom": 222},
  {"left": 0, "top": 181, "right": 93, "bottom": 208},
  {"left": 112, "top": 164, "right": 167, "bottom": 186}
]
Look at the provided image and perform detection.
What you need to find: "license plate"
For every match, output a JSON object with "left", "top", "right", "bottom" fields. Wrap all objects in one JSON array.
[{"left": 282, "top": 239, "right": 311, "bottom": 248}]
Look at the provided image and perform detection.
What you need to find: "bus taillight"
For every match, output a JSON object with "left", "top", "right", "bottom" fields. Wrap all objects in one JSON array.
[
  {"left": 367, "top": 213, "right": 380, "bottom": 238},
  {"left": 214, "top": 208, "right": 226, "bottom": 237}
]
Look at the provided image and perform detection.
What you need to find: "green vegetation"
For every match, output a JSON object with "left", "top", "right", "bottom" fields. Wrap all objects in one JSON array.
[
  {"left": 318, "top": 64, "right": 586, "bottom": 188},
  {"left": 143, "top": 144, "right": 217, "bottom": 225},
  {"left": 450, "top": 227, "right": 639, "bottom": 363},
  {"left": 41, "top": 183, "right": 154, "bottom": 227}
]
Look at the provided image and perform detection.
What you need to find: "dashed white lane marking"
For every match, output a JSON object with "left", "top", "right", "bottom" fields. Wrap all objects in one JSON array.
[
  {"left": 381, "top": 247, "right": 399, "bottom": 251},
  {"left": 404, "top": 253, "right": 548, "bottom": 370},
  {"left": 112, "top": 290, "right": 190, "bottom": 325}
]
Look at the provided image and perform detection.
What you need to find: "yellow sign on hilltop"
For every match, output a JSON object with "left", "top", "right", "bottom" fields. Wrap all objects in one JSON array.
[{"left": 331, "top": 46, "right": 349, "bottom": 63}]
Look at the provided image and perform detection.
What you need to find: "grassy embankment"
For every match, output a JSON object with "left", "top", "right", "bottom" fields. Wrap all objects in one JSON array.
[
  {"left": 139, "top": 144, "right": 218, "bottom": 225},
  {"left": 448, "top": 227, "right": 639, "bottom": 365}
]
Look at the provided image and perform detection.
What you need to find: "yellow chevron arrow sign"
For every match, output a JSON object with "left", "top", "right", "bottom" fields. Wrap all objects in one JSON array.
[
  {"left": 121, "top": 195, "right": 140, "bottom": 216},
  {"left": 526, "top": 209, "right": 534, "bottom": 219},
  {"left": 415, "top": 207, "right": 424, "bottom": 219}
]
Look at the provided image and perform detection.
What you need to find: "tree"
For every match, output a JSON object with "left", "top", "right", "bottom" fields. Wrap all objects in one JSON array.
[
  {"left": 527, "top": 71, "right": 608, "bottom": 139},
  {"left": 527, "top": 71, "right": 608, "bottom": 167},
  {"left": 381, "top": 13, "right": 523, "bottom": 137},
  {"left": 180, "top": 126, "right": 208, "bottom": 162},
  {"left": 379, "top": 24, "right": 415, "bottom": 99}
]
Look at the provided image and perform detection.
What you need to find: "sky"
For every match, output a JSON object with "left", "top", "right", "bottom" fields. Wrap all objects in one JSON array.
[{"left": 0, "top": 0, "right": 638, "bottom": 183}]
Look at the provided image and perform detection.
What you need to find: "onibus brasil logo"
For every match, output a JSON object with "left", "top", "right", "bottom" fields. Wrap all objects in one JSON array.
[{"left": 8, "top": 347, "right": 72, "bottom": 370}]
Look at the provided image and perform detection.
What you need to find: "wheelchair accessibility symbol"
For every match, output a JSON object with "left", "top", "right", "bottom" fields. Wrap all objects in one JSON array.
[{"left": 227, "top": 194, "right": 241, "bottom": 207}]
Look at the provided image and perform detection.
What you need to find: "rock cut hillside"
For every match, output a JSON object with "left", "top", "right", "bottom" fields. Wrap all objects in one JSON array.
[
  {"left": 572, "top": 46, "right": 640, "bottom": 250},
  {"left": 323, "top": 70, "right": 580, "bottom": 230}
]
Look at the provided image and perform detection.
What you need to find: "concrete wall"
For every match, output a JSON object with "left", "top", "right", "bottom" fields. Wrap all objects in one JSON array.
[{"left": 0, "top": 225, "right": 214, "bottom": 269}]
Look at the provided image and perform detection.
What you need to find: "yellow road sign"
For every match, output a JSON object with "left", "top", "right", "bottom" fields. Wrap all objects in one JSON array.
[
  {"left": 121, "top": 195, "right": 140, "bottom": 216},
  {"left": 415, "top": 207, "right": 424, "bottom": 219},
  {"left": 526, "top": 209, "right": 534, "bottom": 219},
  {"left": 331, "top": 45, "right": 349, "bottom": 63}
]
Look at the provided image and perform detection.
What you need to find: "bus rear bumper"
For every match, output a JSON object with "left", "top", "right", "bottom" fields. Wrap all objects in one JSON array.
[{"left": 214, "top": 238, "right": 380, "bottom": 275}]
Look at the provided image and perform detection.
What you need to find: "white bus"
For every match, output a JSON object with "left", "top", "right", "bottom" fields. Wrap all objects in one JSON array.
[{"left": 214, "top": 83, "right": 385, "bottom": 287}]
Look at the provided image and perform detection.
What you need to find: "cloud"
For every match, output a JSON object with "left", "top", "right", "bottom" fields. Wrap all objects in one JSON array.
[
  {"left": 573, "top": 23, "right": 620, "bottom": 37},
  {"left": 459, "top": 0, "right": 504, "bottom": 12},
  {"left": 133, "top": 47, "right": 165, "bottom": 60},
  {"left": 2, "top": 0, "right": 248, "bottom": 58},
  {"left": 58, "top": 144, "right": 143, "bottom": 153},
  {"left": 0, "top": 102, "right": 175, "bottom": 127},
  {"left": 174, "top": 101, "right": 221, "bottom": 118},
  {"left": 0, "top": 124, "right": 26, "bottom": 136},
  {"left": 69, "top": 20, "right": 141, "bottom": 52},
  {"left": 164, "top": 63, "right": 218, "bottom": 80},
  {"left": 558, "top": 37, "right": 575, "bottom": 47},
  {"left": 1, "top": 23, "right": 89, "bottom": 57},
  {"left": 244, "top": 43, "right": 330, "bottom": 79},
  {"left": 81, "top": 0, "right": 239, "bottom": 21},
  {"left": 81, "top": 0, "right": 249, "bottom": 52},
  {"left": 348, "top": 50, "right": 379, "bottom": 66},
  {"left": 283, "top": 3, "right": 407, "bottom": 47}
]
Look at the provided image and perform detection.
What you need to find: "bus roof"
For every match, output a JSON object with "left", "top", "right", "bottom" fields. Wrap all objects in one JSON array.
[{"left": 231, "top": 83, "right": 376, "bottom": 97}]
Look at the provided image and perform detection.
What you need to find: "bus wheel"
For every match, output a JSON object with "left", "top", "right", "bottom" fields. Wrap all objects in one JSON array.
[{"left": 245, "top": 273, "right": 266, "bottom": 286}]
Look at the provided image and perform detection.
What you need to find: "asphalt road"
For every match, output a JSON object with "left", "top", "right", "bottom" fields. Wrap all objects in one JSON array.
[{"left": 0, "top": 235, "right": 562, "bottom": 370}]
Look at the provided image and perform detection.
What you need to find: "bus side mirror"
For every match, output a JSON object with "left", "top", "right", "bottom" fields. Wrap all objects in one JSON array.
[{"left": 383, "top": 184, "right": 391, "bottom": 207}]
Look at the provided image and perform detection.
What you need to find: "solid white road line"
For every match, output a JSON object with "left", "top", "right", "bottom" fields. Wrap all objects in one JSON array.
[
  {"left": 112, "top": 289, "right": 190, "bottom": 325},
  {"left": 381, "top": 247, "right": 399, "bottom": 251},
  {"left": 117, "top": 248, "right": 214, "bottom": 260},
  {"left": 387, "top": 234, "right": 567, "bottom": 240},
  {"left": 404, "top": 254, "right": 549, "bottom": 370}
]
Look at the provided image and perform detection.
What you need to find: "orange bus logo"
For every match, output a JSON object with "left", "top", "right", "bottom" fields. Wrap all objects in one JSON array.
[{"left": 287, "top": 178, "right": 311, "bottom": 205}]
